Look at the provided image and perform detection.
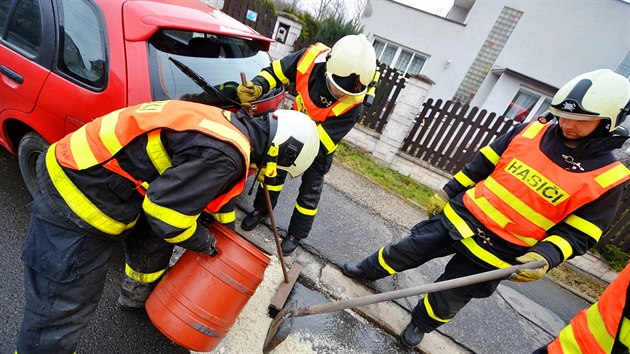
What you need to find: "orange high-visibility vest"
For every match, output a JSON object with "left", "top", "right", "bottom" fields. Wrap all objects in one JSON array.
[
  {"left": 54, "top": 100, "right": 250, "bottom": 213},
  {"left": 464, "top": 121, "right": 630, "bottom": 247},
  {"left": 547, "top": 265, "right": 630, "bottom": 353},
  {"left": 293, "top": 43, "right": 364, "bottom": 122}
]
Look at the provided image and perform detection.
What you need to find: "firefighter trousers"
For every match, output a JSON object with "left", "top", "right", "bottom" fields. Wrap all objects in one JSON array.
[
  {"left": 252, "top": 149, "right": 334, "bottom": 240},
  {"left": 18, "top": 192, "right": 173, "bottom": 353},
  {"left": 359, "top": 215, "right": 502, "bottom": 334}
]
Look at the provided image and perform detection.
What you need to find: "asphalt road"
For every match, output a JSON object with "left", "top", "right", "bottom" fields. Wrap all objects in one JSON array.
[{"left": 0, "top": 146, "right": 593, "bottom": 354}]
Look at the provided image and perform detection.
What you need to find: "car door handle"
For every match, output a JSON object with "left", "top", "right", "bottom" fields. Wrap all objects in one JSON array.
[{"left": 0, "top": 65, "right": 24, "bottom": 84}]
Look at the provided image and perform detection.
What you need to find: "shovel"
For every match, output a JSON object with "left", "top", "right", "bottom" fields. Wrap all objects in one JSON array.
[{"left": 262, "top": 260, "right": 547, "bottom": 353}]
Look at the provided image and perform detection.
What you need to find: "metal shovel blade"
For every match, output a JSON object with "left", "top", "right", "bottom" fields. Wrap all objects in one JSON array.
[{"left": 263, "top": 300, "right": 298, "bottom": 354}]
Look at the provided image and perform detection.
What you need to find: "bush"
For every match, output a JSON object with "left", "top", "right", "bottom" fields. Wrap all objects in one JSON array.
[
  {"left": 314, "top": 18, "right": 362, "bottom": 46},
  {"left": 595, "top": 244, "right": 630, "bottom": 272}
]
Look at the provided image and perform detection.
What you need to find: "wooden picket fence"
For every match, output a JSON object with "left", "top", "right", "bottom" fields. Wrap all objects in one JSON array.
[
  {"left": 359, "top": 62, "right": 408, "bottom": 133},
  {"left": 401, "top": 98, "right": 516, "bottom": 174},
  {"left": 222, "top": 0, "right": 277, "bottom": 38},
  {"left": 596, "top": 190, "right": 630, "bottom": 252}
]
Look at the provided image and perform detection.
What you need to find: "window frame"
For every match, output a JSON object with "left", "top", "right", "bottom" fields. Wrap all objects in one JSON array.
[
  {"left": 0, "top": 0, "right": 55, "bottom": 66},
  {"left": 503, "top": 87, "right": 551, "bottom": 123},
  {"left": 372, "top": 36, "right": 428, "bottom": 76},
  {"left": 52, "top": 0, "right": 109, "bottom": 92}
]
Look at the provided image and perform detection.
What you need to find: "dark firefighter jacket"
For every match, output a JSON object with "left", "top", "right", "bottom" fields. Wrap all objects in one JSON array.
[
  {"left": 442, "top": 121, "right": 629, "bottom": 270},
  {"left": 32, "top": 101, "right": 270, "bottom": 252},
  {"left": 250, "top": 45, "right": 364, "bottom": 155}
]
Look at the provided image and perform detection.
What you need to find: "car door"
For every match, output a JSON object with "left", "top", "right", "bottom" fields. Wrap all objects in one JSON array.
[{"left": 0, "top": 0, "right": 54, "bottom": 126}]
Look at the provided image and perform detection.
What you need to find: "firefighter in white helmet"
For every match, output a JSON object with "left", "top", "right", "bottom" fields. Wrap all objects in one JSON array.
[
  {"left": 343, "top": 69, "right": 630, "bottom": 348},
  {"left": 16, "top": 101, "right": 319, "bottom": 352},
  {"left": 237, "top": 33, "right": 379, "bottom": 255}
]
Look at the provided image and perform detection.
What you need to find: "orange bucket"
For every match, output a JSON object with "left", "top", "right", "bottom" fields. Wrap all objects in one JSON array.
[{"left": 145, "top": 223, "right": 270, "bottom": 351}]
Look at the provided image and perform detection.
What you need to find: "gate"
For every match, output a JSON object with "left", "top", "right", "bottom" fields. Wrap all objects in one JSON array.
[
  {"left": 222, "top": 0, "right": 277, "bottom": 38},
  {"left": 359, "top": 63, "right": 408, "bottom": 133}
]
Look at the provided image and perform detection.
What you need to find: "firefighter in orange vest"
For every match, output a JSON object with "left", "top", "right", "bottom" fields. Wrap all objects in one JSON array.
[
  {"left": 16, "top": 100, "right": 319, "bottom": 353},
  {"left": 535, "top": 264, "right": 630, "bottom": 354},
  {"left": 236, "top": 34, "right": 378, "bottom": 255},
  {"left": 342, "top": 69, "right": 630, "bottom": 348}
]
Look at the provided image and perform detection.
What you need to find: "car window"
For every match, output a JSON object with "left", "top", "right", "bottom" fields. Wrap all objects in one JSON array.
[
  {"left": 147, "top": 29, "right": 271, "bottom": 106},
  {"left": 5, "top": 0, "right": 42, "bottom": 57},
  {"left": 0, "top": 1, "right": 10, "bottom": 34},
  {"left": 57, "top": 0, "right": 106, "bottom": 88}
]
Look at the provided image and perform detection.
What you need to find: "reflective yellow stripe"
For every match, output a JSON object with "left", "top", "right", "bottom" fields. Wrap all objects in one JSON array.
[
  {"left": 619, "top": 317, "right": 630, "bottom": 349},
  {"left": 522, "top": 121, "right": 545, "bottom": 139},
  {"left": 198, "top": 119, "right": 250, "bottom": 156},
  {"left": 332, "top": 95, "right": 363, "bottom": 116},
  {"left": 70, "top": 125, "right": 97, "bottom": 169},
  {"left": 460, "top": 238, "right": 512, "bottom": 268},
  {"left": 164, "top": 222, "right": 197, "bottom": 243},
  {"left": 423, "top": 296, "right": 449, "bottom": 323},
  {"left": 146, "top": 130, "right": 172, "bottom": 174},
  {"left": 46, "top": 144, "right": 137, "bottom": 235},
  {"left": 479, "top": 145, "right": 500, "bottom": 165},
  {"left": 141, "top": 181, "right": 150, "bottom": 189},
  {"left": 100, "top": 110, "right": 123, "bottom": 156},
  {"left": 378, "top": 247, "right": 397, "bottom": 275},
  {"left": 318, "top": 125, "right": 336, "bottom": 154},
  {"left": 484, "top": 177, "right": 555, "bottom": 230},
  {"left": 259, "top": 182, "right": 284, "bottom": 191},
  {"left": 297, "top": 45, "right": 326, "bottom": 74},
  {"left": 260, "top": 70, "right": 277, "bottom": 90},
  {"left": 125, "top": 263, "right": 166, "bottom": 284},
  {"left": 454, "top": 171, "right": 475, "bottom": 188},
  {"left": 557, "top": 324, "right": 583, "bottom": 354},
  {"left": 222, "top": 110, "right": 232, "bottom": 121},
  {"left": 465, "top": 189, "right": 511, "bottom": 228},
  {"left": 595, "top": 164, "right": 630, "bottom": 188},
  {"left": 586, "top": 302, "right": 615, "bottom": 352},
  {"left": 513, "top": 233, "right": 538, "bottom": 246},
  {"left": 272, "top": 60, "right": 289, "bottom": 85},
  {"left": 142, "top": 196, "right": 198, "bottom": 229},
  {"left": 564, "top": 214, "right": 602, "bottom": 242},
  {"left": 295, "top": 202, "right": 317, "bottom": 216},
  {"left": 213, "top": 210, "right": 236, "bottom": 224},
  {"left": 443, "top": 203, "right": 475, "bottom": 238},
  {"left": 543, "top": 235, "right": 573, "bottom": 260}
]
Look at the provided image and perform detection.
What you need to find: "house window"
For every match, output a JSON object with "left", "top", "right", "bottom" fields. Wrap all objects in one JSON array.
[
  {"left": 372, "top": 37, "right": 427, "bottom": 75},
  {"left": 616, "top": 50, "right": 630, "bottom": 78},
  {"left": 503, "top": 89, "right": 550, "bottom": 123}
]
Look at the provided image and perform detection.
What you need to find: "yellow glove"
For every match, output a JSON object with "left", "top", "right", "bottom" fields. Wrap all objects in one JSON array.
[
  {"left": 426, "top": 190, "right": 448, "bottom": 216},
  {"left": 509, "top": 252, "right": 549, "bottom": 283},
  {"left": 237, "top": 81, "right": 262, "bottom": 104}
]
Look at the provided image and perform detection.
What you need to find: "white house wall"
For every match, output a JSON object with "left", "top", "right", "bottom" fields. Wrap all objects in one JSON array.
[{"left": 362, "top": 0, "right": 630, "bottom": 115}]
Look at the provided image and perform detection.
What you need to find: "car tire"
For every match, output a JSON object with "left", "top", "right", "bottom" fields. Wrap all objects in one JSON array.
[{"left": 18, "top": 132, "right": 49, "bottom": 198}]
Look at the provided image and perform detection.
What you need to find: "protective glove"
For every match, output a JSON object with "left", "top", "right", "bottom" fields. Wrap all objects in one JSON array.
[
  {"left": 256, "top": 167, "right": 276, "bottom": 186},
  {"left": 509, "top": 252, "right": 549, "bottom": 282},
  {"left": 427, "top": 190, "right": 449, "bottom": 216},
  {"left": 237, "top": 81, "right": 262, "bottom": 104},
  {"left": 198, "top": 211, "right": 215, "bottom": 228},
  {"left": 194, "top": 231, "right": 219, "bottom": 258}
]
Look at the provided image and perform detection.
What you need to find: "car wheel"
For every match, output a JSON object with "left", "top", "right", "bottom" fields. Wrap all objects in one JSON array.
[{"left": 18, "top": 132, "right": 49, "bottom": 198}]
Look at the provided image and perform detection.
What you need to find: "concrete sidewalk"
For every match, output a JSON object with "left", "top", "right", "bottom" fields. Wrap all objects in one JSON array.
[{"left": 234, "top": 162, "right": 610, "bottom": 354}]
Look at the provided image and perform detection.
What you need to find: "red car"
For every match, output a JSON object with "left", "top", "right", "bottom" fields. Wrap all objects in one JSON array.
[{"left": 0, "top": 0, "right": 284, "bottom": 196}]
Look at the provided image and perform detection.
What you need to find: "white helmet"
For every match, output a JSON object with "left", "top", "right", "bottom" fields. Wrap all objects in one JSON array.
[
  {"left": 325, "top": 34, "right": 377, "bottom": 96},
  {"left": 550, "top": 69, "right": 630, "bottom": 132},
  {"left": 268, "top": 110, "right": 319, "bottom": 178}
]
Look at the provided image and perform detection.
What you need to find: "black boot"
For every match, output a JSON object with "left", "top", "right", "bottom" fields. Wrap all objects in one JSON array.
[
  {"left": 241, "top": 209, "right": 267, "bottom": 231},
  {"left": 342, "top": 261, "right": 368, "bottom": 279},
  {"left": 400, "top": 321, "right": 425, "bottom": 348},
  {"left": 280, "top": 235, "right": 300, "bottom": 255},
  {"left": 116, "top": 277, "right": 156, "bottom": 311}
]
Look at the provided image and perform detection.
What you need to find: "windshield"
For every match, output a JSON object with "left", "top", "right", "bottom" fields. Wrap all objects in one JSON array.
[{"left": 148, "top": 29, "right": 271, "bottom": 106}]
